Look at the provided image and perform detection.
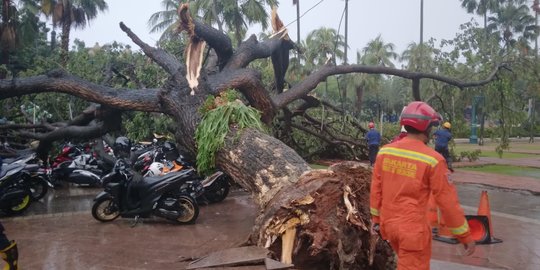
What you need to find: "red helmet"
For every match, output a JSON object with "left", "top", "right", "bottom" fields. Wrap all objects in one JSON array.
[
  {"left": 399, "top": 101, "right": 441, "bottom": 132},
  {"left": 368, "top": 122, "right": 375, "bottom": 128}
]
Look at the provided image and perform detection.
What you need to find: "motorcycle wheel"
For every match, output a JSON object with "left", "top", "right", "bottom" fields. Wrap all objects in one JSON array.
[
  {"left": 28, "top": 177, "right": 48, "bottom": 201},
  {"left": 204, "top": 175, "right": 230, "bottom": 203},
  {"left": 92, "top": 197, "right": 120, "bottom": 222},
  {"left": 175, "top": 195, "right": 199, "bottom": 224},
  {"left": 3, "top": 193, "right": 31, "bottom": 215}
]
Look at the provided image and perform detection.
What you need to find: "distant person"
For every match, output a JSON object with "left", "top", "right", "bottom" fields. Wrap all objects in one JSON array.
[
  {"left": 433, "top": 122, "right": 453, "bottom": 171},
  {"left": 391, "top": 126, "right": 408, "bottom": 143},
  {"left": 365, "top": 122, "right": 381, "bottom": 166}
]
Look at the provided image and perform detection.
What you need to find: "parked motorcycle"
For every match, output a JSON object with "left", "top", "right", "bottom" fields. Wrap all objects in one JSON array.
[
  {"left": 145, "top": 158, "right": 230, "bottom": 204},
  {"left": 52, "top": 161, "right": 102, "bottom": 187},
  {"left": 3, "top": 152, "right": 54, "bottom": 200},
  {"left": 0, "top": 163, "right": 32, "bottom": 215},
  {"left": 92, "top": 159, "right": 199, "bottom": 224},
  {"left": 50, "top": 143, "right": 82, "bottom": 168},
  {"left": 20, "top": 164, "right": 54, "bottom": 201}
]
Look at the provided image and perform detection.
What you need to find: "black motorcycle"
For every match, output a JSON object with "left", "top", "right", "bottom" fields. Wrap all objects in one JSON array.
[
  {"left": 20, "top": 163, "right": 54, "bottom": 201},
  {"left": 92, "top": 159, "right": 199, "bottom": 224},
  {"left": 51, "top": 160, "right": 102, "bottom": 187},
  {"left": 3, "top": 152, "right": 53, "bottom": 201},
  {"left": 0, "top": 163, "right": 32, "bottom": 215}
]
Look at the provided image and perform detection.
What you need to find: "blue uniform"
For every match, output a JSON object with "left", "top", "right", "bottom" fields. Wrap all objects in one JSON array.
[
  {"left": 433, "top": 128, "right": 453, "bottom": 170},
  {"left": 366, "top": 129, "right": 381, "bottom": 146},
  {"left": 365, "top": 129, "right": 381, "bottom": 166},
  {"left": 434, "top": 129, "right": 452, "bottom": 148}
]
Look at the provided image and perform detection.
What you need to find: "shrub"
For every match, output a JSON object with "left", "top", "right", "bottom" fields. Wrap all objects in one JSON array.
[{"left": 458, "top": 149, "right": 482, "bottom": 162}]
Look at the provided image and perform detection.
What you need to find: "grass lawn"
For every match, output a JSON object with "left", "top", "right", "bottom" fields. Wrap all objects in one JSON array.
[
  {"left": 452, "top": 145, "right": 538, "bottom": 159},
  {"left": 461, "top": 164, "right": 540, "bottom": 179},
  {"left": 310, "top": 164, "right": 329, "bottom": 169},
  {"left": 476, "top": 151, "right": 536, "bottom": 158}
]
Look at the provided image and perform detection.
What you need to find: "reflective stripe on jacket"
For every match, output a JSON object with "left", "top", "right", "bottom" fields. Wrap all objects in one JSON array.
[{"left": 370, "top": 137, "right": 471, "bottom": 243}]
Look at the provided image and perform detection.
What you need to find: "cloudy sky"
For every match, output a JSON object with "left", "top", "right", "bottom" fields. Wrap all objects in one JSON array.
[{"left": 71, "top": 0, "right": 482, "bottom": 62}]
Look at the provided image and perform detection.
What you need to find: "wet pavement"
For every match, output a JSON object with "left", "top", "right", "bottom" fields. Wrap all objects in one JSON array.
[
  {"left": 1, "top": 187, "right": 258, "bottom": 270},
  {"left": 2, "top": 167, "right": 540, "bottom": 269}
]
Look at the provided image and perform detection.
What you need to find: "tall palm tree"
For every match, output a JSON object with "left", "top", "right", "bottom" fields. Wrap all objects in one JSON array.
[
  {"left": 348, "top": 37, "right": 396, "bottom": 117},
  {"left": 304, "top": 27, "right": 345, "bottom": 68},
  {"left": 148, "top": 0, "right": 186, "bottom": 43},
  {"left": 400, "top": 42, "right": 435, "bottom": 72},
  {"left": 486, "top": 1, "right": 537, "bottom": 52},
  {"left": 149, "top": 0, "right": 278, "bottom": 45},
  {"left": 1, "top": 0, "right": 16, "bottom": 75},
  {"left": 41, "top": 0, "right": 108, "bottom": 67},
  {"left": 1, "top": 0, "right": 41, "bottom": 78},
  {"left": 460, "top": 0, "right": 503, "bottom": 30},
  {"left": 361, "top": 35, "right": 397, "bottom": 67}
]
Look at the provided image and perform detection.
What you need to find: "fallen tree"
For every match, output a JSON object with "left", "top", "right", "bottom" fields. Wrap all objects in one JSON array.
[{"left": 0, "top": 4, "right": 505, "bottom": 269}]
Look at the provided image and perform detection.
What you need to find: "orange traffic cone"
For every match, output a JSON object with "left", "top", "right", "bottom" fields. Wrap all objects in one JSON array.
[
  {"left": 473, "top": 190, "right": 502, "bottom": 244},
  {"left": 477, "top": 191, "right": 494, "bottom": 235}
]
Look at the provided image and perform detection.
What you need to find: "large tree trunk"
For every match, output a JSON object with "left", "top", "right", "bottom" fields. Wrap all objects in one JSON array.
[{"left": 215, "top": 128, "right": 395, "bottom": 269}]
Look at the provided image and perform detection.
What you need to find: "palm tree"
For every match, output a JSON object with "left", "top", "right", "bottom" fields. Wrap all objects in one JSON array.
[
  {"left": 486, "top": 1, "right": 537, "bottom": 52},
  {"left": 304, "top": 27, "right": 345, "bottom": 68},
  {"left": 149, "top": 0, "right": 278, "bottom": 45},
  {"left": 361, "top": 35, "right": 397, "bottom": 67},
  {"left": 1, "top": 0, "right": 16, "bottom": 76},
  {"left": 40, "top": 0, "right": 108, "bottom": 67},
  {"left": 400, "top": 42, "right": 435, "bottom": 72},
  {"left": 347, "top": 37, "right": 396, "bottom": 117},
  {"left": 460, "top": 0, "right": 502, "bottom": 31},
  {"left": 1, "top": 0, "right": 41, "bottom": 78},
  {"left": 148, "top": 0, "right": 186, "bottom": 43}
]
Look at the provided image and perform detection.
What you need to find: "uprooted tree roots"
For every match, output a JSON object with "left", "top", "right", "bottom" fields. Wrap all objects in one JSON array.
[{"left": 251, "top": 161, "right": 396, "bottom": 269}]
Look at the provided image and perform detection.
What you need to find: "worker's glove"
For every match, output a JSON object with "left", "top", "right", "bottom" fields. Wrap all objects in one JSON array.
[{"left": 461, "top": 240, "right": 476, "bottom": 256}]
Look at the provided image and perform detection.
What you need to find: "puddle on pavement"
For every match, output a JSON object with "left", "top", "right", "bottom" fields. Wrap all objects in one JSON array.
[{"left": 456, "top": 183, "right": 540, "bottom": 221}]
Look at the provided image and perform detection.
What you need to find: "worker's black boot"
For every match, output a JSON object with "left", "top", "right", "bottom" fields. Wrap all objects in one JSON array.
[{"left": 0, "top": 241, "right": 18, "bottom": 270}]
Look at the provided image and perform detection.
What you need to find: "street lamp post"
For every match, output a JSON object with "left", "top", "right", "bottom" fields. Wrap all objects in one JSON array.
[{"left": 470, "top": 96, "right": 485, "bottom": 144}]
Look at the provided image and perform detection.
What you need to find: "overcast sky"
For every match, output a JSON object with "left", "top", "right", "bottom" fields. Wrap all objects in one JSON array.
[{"left": 71, "top": 0, "right": 481, "bottom": 63}]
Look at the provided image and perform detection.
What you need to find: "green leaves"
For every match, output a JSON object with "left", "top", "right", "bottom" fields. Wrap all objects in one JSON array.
[{"left": 195, "top": 91, "right": 265, "bottom": 175}]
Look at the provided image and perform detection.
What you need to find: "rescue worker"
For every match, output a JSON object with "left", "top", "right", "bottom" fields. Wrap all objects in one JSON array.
[
  {"left": 365, "top": 122, "right": 381, "bottom": 166},
  {"left": 0, "top": 223, "right": 18, "bottom": 270},
  {"left": 370, "top": 102, "right": 475, "bottom": 270},
  {"left": 433, "top": 122, "right": 453, "bottom": 171},
  {"left": 0, "top": 157, "right": 19, "bottom": 270}
]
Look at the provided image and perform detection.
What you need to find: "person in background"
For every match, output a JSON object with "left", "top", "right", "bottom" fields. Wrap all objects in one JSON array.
[
  {"left": 0, "top": 156, "right": 19, "bottom": 270},
  {"left": 391, "top": 125, "right": 408, "bottom": 143},
  {"left": 370, "top": 102, "right": 474, "bottom": 270},
  {"left": 365, "top": 122, "right": 381, "bottom": 166},
  {"left": 433, "top": 122, "right": 453, "bottom": 171}
]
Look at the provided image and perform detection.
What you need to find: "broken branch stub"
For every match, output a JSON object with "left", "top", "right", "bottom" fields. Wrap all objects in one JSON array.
[{"left": 177, "top": 3, "right": 206, "bottom": 95}]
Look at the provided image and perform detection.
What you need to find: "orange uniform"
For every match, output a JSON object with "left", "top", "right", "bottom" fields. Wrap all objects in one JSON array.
[{"left": 370, "top": 137, "right": 472, "bottom": 270}]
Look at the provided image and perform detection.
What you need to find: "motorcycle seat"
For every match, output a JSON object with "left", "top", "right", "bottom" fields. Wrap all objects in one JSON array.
[
  {"left": 133, "top": 169, "right": 194, "bottom": 194},
  {"left": 0, "top": 163, "right": 24, "bottom": 179},
  {"left": 23, "top": 164, "right": 40, "bottom": 172}
]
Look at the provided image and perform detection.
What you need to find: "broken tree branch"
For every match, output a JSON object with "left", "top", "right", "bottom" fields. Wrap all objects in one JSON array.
[
  {"left": 0, "top": 70, "right": 161, "bottom": 112},
  {"left": 119, "top": 22, "right": 181, "bottom": 77},
  {"left": 273, "top": 63, "right": 508, "bottom": 108}
]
